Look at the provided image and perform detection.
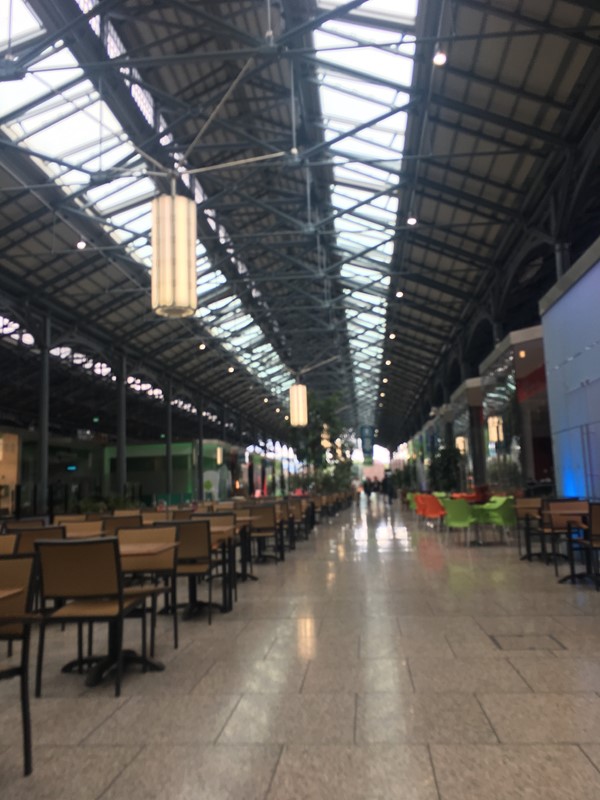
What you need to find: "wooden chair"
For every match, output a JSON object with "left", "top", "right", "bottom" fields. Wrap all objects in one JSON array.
[
  {"left": 102, "top": 515, "right": 141, "bottom": 534},
  {"left": 64, "top": 521, "right": 104, "bottom": 539},
  {"left": 35, "top": 537, "right": 146, "bottom": 697},
  {"left": 515, "top": 497, "right": 542, "bottom": 559},
  {"left": 5, "top": 519, "right": 46, "bottom": 532},
  {"left": 0, "top": 555, "right": 36, "bottom": 775},
  {"left": 174, "top": 520, "right": 215, "bottom": 623},
  {"left": 53, "top": 514, "right": 86, "bottom": 525},
  {"left": 141, "top": 511, "right": 170, "bottom": 526},
  {"left": 112, "top": 509, "right": 142, "bottom": 517},
  {"left": 0, "top": 534, "right": 17, "bottom": 555},
  {"left": 249, "top": 504, "right": 284, "bottom": 563},
  {"left": 117, "top": 526, "right": 179, "bottom": 653},
  {"left": 171, "top": 509, "right": 194, "bottom": 521},
  {"left": 15, "top": 527, "right": 65, "bottom": 554}
]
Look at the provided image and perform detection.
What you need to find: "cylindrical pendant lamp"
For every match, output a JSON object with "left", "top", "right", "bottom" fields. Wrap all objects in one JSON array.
[
  {"left": 151, "top": 194, "right": 197, "bottom": 317},
  {"left": 216, "top": 445, "right": 223, "bottom": 466},
  {"left": 289, "top": 382, "right": 308, "bottom": 427}
]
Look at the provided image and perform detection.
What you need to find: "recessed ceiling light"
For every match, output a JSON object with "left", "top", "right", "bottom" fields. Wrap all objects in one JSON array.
[
  {"left": 275, "top": 407, "right": 281, "bottom": 413},
  {"left": 227, "top": 366, "right": 235, "bottom": 373},
  {"left": 263, "top": 397, "right": 269, "bottom": 403},
  {"left": 284, "top": 415, "right": 289, "bottom": 421},
  {"left": 385, "top": 359, "right": 391, "bottom": 366},
  {"left": 380, "top": 392, "right": 385, "bottom": 398},
  {"left": 396, "top": 291, "right": 404, "bottom": 298},
  {"left": 406, "top": 215, "right": 417, "bottom": 226},
  {"left": 383, "top": 378, "right": 388, "bottom": 384},
  {"left": 76, "top": 240, "right": 87, "bottom": 250},
  {"left": 378, "top": 402, "right": 383, "bottom": 408},
  {"left": 198, "top": 343, "right": 206, "bottom": 350},
  {"left": 432, "top": 49, "right": 447, "bottom": 66},
  {"left": 389, "top": 333, "right": 396, "bottom": 340}
]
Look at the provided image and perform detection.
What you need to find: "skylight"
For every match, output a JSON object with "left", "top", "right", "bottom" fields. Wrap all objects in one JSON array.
[
  {"left": 2, "top": 0, "right": 293, "bottom": 404},
  {"left": 315, "top": 0, "right": 417, "bottom": 423}
]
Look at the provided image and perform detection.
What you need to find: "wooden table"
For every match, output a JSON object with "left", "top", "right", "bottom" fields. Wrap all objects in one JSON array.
[
  {"left": 120, "top": 542, "right": 178, "bottom": 558},
  {"left": 0, "top": 587, "right": 23, "bottom": 602}
]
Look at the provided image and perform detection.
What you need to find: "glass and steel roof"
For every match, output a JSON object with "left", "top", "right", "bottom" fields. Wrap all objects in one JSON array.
[{"left": 314, "top": 0, "right": 417, "bottom": 425}]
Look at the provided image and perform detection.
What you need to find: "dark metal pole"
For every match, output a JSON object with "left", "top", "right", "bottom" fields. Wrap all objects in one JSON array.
[
  {"left": 38, "top": 316, "right": 50, "bottom": 517},
  {"left": 166, "top": 378, "right": 173, "bottom": 500},
  {"left": 116, "top": 353, "right": 127, "bottom": 497},
  {"left": 198, "top": 395, "right": 204, "bottom": 501},
  {"left": 469, "top": 405, "right": 486, "bottom": 487},
  {"left": 554, "top": 241, "right": 570, "bottom": 280}
]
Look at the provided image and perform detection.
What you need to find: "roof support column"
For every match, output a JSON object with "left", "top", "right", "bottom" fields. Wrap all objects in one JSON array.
[
  {"left": 116, "top": 353, "right": 127, "bottom": 497},
  {"left": 197, "top": 396, "right": 204, "bottom": 501},
  {"left": 554, "top": 241, "right": 570, "bottom": 281},
  {"left": 37, "top": 315, "right": 50, "bottom": 517},
  {"left": 165, "top": 378, "right": 173, "bottom": 500},
  {"left": 469, "top": 406, "right": 486, "bottom": 488}
]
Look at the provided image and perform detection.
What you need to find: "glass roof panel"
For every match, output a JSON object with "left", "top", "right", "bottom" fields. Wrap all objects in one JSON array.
[
  {"left": 2, "top": 0, "right": 294, "bottom": 404},
  {"left": 315, "top": 1, "right": 417, "bottom": 423}
]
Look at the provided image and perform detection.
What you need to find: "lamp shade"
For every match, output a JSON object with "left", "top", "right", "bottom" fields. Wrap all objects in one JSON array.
[
  {"left": 289, "top": 382, "right": 308, "bottom": 427},
  {"left": 151, "top": 194, "right": 197, "bottom": 317},
  {"left": 487, "top": 415, "right": 504, "bottom": 444}
]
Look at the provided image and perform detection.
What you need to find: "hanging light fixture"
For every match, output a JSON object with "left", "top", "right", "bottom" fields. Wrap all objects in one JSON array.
[
  {"left": 487, "top": 416, "right": 504, "bottom": 444},
  {"left": 151, "top": 187, "right": 197, "bottom": 318},
  {"left": 289, "top": 382, "right": 308, "bottom": 427}
]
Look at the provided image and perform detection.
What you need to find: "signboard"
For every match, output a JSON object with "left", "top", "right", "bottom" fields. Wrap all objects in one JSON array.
[{"left": 360, "top": 425, "right": 375, "bottom": 461}]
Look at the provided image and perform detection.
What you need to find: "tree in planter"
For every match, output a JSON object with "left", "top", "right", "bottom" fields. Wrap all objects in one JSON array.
[{"left": 428, "top": 447, "right": 461, "bottom": 493}]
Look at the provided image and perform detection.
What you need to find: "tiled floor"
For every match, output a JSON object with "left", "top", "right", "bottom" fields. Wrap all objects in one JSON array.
[{"left": 2, "top": 499, "right": 600, "bottom": 798}]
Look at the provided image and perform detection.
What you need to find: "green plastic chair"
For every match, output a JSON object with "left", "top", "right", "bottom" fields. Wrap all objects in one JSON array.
[
  {"left": 407, "top": 492, "right": 416, "bottom": 512},
  {"left": 471, "top": 496, "right": 516, "bottom": 543},
  {"left": 441, "top": 498, "right": 477, "bottom": 545}
]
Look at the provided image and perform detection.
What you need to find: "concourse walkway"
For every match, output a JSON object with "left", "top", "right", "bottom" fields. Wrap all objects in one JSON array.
[{"left": 2, "top": 500, "right": 600, "bottom": 798}]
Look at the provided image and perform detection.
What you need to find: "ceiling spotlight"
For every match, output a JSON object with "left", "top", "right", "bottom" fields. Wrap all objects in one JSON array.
[
  {"left": 378, "top": 402, "right": 383, "bottom": 408},
  {"left": 284, "top": 414, "right": 289, "bottom": 421},
  {"left": 380, "top": 392, "right": 385, "bottom": 398},
  {"left": 383, "top": 378, "right": 389, "bottom": 384},
  {"left": 227, "top": 366, "right": 235, "bottom": 373},
  {"left": 76, "top": 240, "right": 87, "bottom": 250},
  {"left": 433, "top": 49, "right": 447, "bottom": 67},
  {"left": 198, "top": 343, "right": 206, "bottom": 351},
  {"left": 396, "top": 290, "right": 404, "bottom": 298},
  {"left": 385, "top": 359, "right": 391, "bottom": 366},
  {"left": 518, "top": 349, "right": 527, "bottom": 359},
  {"left": 406, "top": 215, "right": 417, "bottom": 226},
  {"left": 275, "top": 407, "right": 281, "bottom": 413},
  {"left": 389, "top": 333, "right": 396, "bottom": 340},
  {"left": 263, "top": 397, "right": 269, "bottom": 403}
]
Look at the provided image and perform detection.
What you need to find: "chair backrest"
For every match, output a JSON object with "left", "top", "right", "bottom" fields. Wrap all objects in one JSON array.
[
  {"left": 0, "top": 534, "right": 17, "bottom": 556},
  {"left": 192, "top": 513, "right": 236, "bottom": 544},
  {"left": 250, "top": 504, "right": 277, "bottom": 530},
  {"left": 175, "top": 519, "right": 211, "bottom": 561},
  {"left": 112, "top": 509, "right": 141, "bottom": 517},
  {"left": 102, "top": 515, "right": 142, "bottom": 533},
  {"left": 141, "top": 511, "right": 171, "bottom": 525},
  {"left": 117, "top": 526, "right": 177, "bottom": 571},
  {"left": 86, "top": 512, "right": 105, "bottom": 521},
  {"left": 64, "top": 521, "right": 104, "bottom": 538},
  {"left": 53, "top": 514, "right": 86, "bottom": 525},
  {"left": 215, "top": 501, "right": 235, "bottom": 510},
  {"left": 442, "top": 498, "right": 474, "bottom": 527},
  {"left": 589, "top": 503, "right": 600, "bottom": 536},
  {"left": 36, "top": 538, "right": 121, "bottom": 600},
  {"left": 514, "top": 497, "right": 542, "bottom": 520},
  {"left": 0, "top": 555, "right": 35, "bottom": 639},
  {"left": 15, "top": 526, "right": 65, "bottom": 555},
  {"left": 171, "top": 509, "right": 194, "bottom": 521},
  {"left": 5, "top": 518, "right": 46, "bottom": 531}
]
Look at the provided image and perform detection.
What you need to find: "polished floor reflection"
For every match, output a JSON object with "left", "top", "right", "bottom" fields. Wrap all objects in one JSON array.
[{"left": 2, "top": 499, "right": 600, "bottom": 798}]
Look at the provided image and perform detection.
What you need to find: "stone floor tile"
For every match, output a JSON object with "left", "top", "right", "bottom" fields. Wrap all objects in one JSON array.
[
  {"left": 266, "top": 744, "right": 438, "bottom": 800},
  {"left": 479, "top": 692, "right": 600, "bottom": 743},
  {"left": 409, "top": 656, "right": 531, "bottom": 693},
  {"left": 431, "top": 744, "right": 600, "bottom": 800}
]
